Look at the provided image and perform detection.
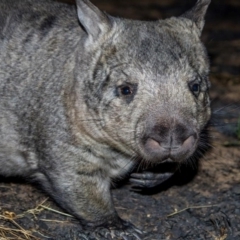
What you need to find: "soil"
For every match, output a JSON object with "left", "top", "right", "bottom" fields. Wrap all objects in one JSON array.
[{"left": 0, "top": 0, "right": 240, "bottom": 239}]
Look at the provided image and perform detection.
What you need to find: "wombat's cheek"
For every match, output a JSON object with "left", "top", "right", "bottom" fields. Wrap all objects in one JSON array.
[{"left": 138, "top": 120, "right": 199, "bottom": 164}]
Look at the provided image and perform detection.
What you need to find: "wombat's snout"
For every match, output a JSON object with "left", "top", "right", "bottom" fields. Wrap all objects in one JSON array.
[{"left": 141, "top": 121, "right": 198, "bottom": 163}]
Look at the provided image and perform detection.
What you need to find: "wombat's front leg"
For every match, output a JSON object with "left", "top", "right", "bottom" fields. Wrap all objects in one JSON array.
[{"left": 39, "top": 168, "right": 141, "bottom": 239}]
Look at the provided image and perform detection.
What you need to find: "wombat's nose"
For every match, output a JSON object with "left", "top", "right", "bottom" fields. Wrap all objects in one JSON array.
[
  {"left": 142, "top": 124, "right": 198, "bottom": 162},
  {"left": 145, "top": 135, "right": 195, "bottom": 152}
]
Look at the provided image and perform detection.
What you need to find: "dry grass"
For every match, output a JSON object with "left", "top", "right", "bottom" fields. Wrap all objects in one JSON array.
[
  {"left": 0, "top": 198, "right": 73, "bottom": 240},
  {"left": 166, "top": 203, "right": 219, "bottom": 218}
]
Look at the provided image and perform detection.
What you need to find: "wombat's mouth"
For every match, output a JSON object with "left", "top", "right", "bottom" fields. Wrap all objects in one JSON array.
[{"left": 159, "top": 158, "right": 174, "bottom": 164}]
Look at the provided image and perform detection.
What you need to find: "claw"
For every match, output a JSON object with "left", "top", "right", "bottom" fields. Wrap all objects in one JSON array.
[
  {"left": 91, "top": 219, "right": 143, "bottom": 240},
  {"left": 130, "top": 172, "right": 173, "bottom": 188}
]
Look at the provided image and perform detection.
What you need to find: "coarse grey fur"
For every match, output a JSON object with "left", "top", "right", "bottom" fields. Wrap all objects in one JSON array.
[{"left": 0, "top": 0, "right": 211, "bottom": 238}]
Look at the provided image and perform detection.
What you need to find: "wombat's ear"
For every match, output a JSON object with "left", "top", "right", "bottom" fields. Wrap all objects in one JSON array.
[
  {"left": 76, "top": 0, "right": 111, "bottom": 44},
  {"left": 181, "top": 0, "right": 211, "bottom": 34}
]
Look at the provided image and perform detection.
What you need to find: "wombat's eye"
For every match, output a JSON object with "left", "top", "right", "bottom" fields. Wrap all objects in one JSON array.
[
  {"left": 120, "top": 86, "right": 133, "bottom": 96},
  {"left": 189, "top": 82, "right": 200, "bottom": 97},
  {"left": 192, "top": 84, "right": 199, "bottom": 93},
  {"left": 116, "top": 83, "right": 137, "bottom": 103}
]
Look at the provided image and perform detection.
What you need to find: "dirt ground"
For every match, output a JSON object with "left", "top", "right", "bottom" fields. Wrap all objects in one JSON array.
[{"left": 0, "top": 0, "right": 240, "bottom": 239}]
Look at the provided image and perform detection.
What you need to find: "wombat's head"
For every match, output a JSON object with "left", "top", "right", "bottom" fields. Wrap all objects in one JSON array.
[{"left": 74, "top": 0, "right": 211, "bottom": 165}]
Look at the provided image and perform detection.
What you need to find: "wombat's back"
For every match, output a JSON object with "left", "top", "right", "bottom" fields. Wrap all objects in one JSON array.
[{"left": 0, "top": 0, "right": 83, "bottom": 176}]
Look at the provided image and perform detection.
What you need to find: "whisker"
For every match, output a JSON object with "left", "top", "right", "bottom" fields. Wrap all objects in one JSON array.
[{"left": 212, "top": 104, "right": 240, "bottom": 114}]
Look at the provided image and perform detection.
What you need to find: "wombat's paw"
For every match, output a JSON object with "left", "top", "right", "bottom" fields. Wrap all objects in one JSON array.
[
  {"left": 75, "top": 232, "right": 96, "bottom": 240},
  {"left": 130, "top": 171, "right": 173, "bottom": 189},
  {"left": 92, "top": 219, "right": 143, "bottom": 240}
]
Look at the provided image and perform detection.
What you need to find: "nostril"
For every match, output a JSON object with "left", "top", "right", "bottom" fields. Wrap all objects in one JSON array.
[
  {"left": 144, "top": 138, "right": 161, "bottom": 152},
  {"left": 182, "top": 135, "right": 196, "bottom": 150}
]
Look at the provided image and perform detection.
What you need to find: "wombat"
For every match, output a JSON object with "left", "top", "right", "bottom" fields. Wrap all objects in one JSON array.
[{"left": 0, "top": 0, "right": 211, "bottom": 238}]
